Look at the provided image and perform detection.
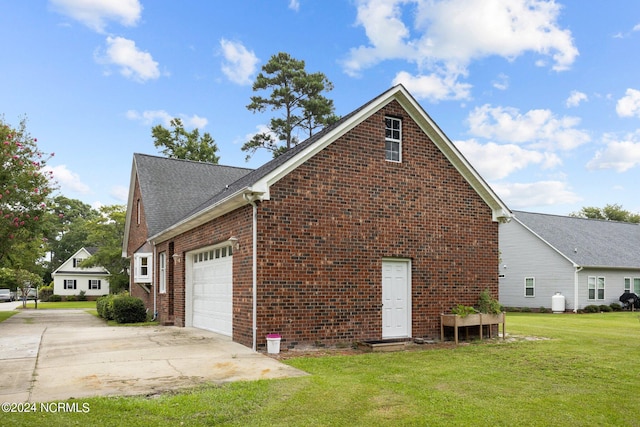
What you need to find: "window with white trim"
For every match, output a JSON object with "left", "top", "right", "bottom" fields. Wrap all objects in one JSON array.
[
  {"left": 159, "top": 252, "right": 166, "bottom": 294},
  {"left": 625, "top": 277, "right": 640, "bottom": 294},
  {"left": 588, "top": 276, "right": 605, "bottom": 300},
  {"left": 192, "top": 244, "right": 233, "bottom": 264},
  {"left": 385, "top": 117, "right": 402, "bottom": 162},
  {"left": 134, "top": 253, "right": 152, "bottom": 283},
  {"left": 89, "top": 279, "right": 101, "bottom": 290},
  {"left": 64, "top": 279, "right": 77, "bottom": 290},
  {"left": 73, "top": 257, "right": 85, "bottom": 268},
  {"left": 524, "top": 277, "right": 535, "bottom": 297}
]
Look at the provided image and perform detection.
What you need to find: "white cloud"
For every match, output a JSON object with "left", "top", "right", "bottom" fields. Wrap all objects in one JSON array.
[
  {"left": 126, "top": 110, "right": 208, "bottom": 128},
  {"left": 455, "top": 139, "right": 560, "bottom": 180},
  {"left": 587, "top": 132, "right": 640, "bottom": 172},
  {"left": 566, "top": 90, "right": 588, "bottom": 108},
  {"left": 492, "top": 181, "right": 581, "bottom": 209},
  {"left": 492, "top": 73, "right": 509, "bottom": 91},
  {"left": 50, "top": 0, "right": 142, "bottom": 33},
  {"left": 110, "top": 185, "right": 129, "bottom": 202},
  {"left": 344, "top": 0, "right": 578, "bottom": 100},
  {"left": 220, "top": 39, "right": 259, "bottom": 85},
  {"left": 44, "top": 164, "right": 91, "bottom": 194},
  {"left": 467, "top": 104, "right": 590, "bottom": 151},
  {"left": 616, "top": 88, "right": 640, "bottom": 118},
  {"left": 392, "top": 70, "right": 471, "bottom": 101},
  {"left": 289, "top": 0, "right": 300, "bottom": 11},
  {"left": 97, "top": 36, "right": 160, "bottom": 82}
]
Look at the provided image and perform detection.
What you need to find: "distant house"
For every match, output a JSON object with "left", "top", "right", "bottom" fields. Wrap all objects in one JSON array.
[
  {"left": 52, "top": 247, "right": 110, "bottom": 299},
  {"left": 499, "top": 211, "right": 640, "bottom": 311},
  {"left": 123, "top": 85, "right": 511, "bottom": 350}
]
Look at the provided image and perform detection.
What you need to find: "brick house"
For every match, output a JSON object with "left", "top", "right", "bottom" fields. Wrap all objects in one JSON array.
[{"left": 122, "top": 85, "right": 511, "bottom": 350}]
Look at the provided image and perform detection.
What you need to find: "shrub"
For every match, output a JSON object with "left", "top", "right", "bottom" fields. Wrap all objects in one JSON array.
[
  {"left": 96, "top": 294, "right": 116, "bottom": 320},
  {"left": 112, "top": 295, "right": 147, "bottom": 324},
  {"left": 598, "top": 304, "right": 612, "bottom": 312},
  {"left": 583, "top": 305, "right": 600, "bottom": 313},
  {"left": 610, "top": 303, "right": 623, "bottom": 312},
  {"left": 48, "top": 294, "right": 62, "bottom": 302},
  {"left": 66, "top": 295, "right": 76, "bottom": 302},
  {"left": 521, "top": 307, "right": 531, "bottom": 313},
  {"left": 39, "top": 285, "right": 53, "bottom": 302},
  {"left": 539, "top": 307, "right": 549, "bottom": 313},
  {"left": 77, "top": 290, "right": 87, "bottom": 301}
]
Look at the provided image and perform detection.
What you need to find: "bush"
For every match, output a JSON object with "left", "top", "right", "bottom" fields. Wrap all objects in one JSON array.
[
  {"left": 77, "top": 290, "right": 87, "bottom": 301},
  {"left": 112, "top": 295, "right": 147, "bottom": 324},
  {"left": 66, "top": 295, "right": 76, "bottom": 302},
  {"left": 539, "top": 306, "right": 549, "bottom": 313},
  {"left": 598, "top": 304, "right": 612, "bottom": 312},
  {"left": 96, "top": 294, "right": 116, "bottom": 320},
  {"left": 610, "top": 303, "right": 623, "bottom": 311},
  {"left": 521, "top": 307, "right": 531, "bottom": 313},
  {"left": 48, "top": 294, "right": 62, "bottom": 302},
  {"left": 39, "top": 285, "right": 53, "bottom": 302},
  {"left": 583, "top": 305, "right": 600, "bottom": 313}
]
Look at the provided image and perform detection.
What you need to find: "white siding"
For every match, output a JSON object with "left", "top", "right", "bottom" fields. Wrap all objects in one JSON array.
[
  {"left": 578, "top": 268, "right": 639, "bottom": 308},
  {"left": 499, "top": 219, "right": 576, "bottom": 310}
]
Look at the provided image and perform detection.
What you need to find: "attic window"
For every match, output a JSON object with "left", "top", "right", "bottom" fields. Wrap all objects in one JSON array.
[
  {"left": 73, "top": 258, "right": 85, "bottom": 268},
  {"left": 136, "top": 199, "right": 141, "bottom": 225},
  {"left": 385, "top": 117, "right": 402, "bottom": 162}
]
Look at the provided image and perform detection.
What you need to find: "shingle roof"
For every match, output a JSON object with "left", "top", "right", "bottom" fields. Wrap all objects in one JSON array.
[
  {"left": 133, "top": 154, "right": 253, "bottom": 237},
  {"left": 513, "top": 210, "right": 640, "bottom": 268}
]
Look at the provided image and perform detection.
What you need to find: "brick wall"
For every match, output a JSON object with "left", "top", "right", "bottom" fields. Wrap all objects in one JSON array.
[
  {"left": 126, "top": 176, "right": 153, "bottom": 310},
  {"left": 253, "top": 100, "right": 499, "bottom": 349}
]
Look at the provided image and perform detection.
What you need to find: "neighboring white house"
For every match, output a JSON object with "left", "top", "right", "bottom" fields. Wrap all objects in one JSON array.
[
  {"left": 52, "top": 247, "right": 110, "bottom": 298},
  {"left": 499, "top": 211, "right": 640, "bottom": 312}
]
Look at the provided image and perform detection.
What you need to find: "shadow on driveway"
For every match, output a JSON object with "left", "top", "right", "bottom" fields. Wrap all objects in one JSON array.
[{"left": 0, "top": 309, "right": 306, "bottom": 403}]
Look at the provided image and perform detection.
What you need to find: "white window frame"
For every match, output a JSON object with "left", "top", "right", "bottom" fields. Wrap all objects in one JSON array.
[
  {"left": 64, "top": 279, "right": 77, "bottom": 290},
  {"left": 635, "top": 278, "right": 640, "bottom": 294},
  {"left": 524, "top": 277, "right": 535, "bottom": 297},
  {"left": 134, "top": 252, "right": 153, "bottom": 283},
  {"left": 385, "top": 116, "right": 402, "bottom": 162},
  {"left": 588, "top": 276, "right": 605, "bottom": 300},
  {"left": 625, "top": 277, "right": 631, "bottom": 292},
  {"left": 159, "top": 252, "right": 166, "bottom": 294},
  {"left": 73, "top": 258, "right": 85, "bottom": 268},
  {"left": 89, "top": 279, "right": 101, "bottom": 290}
]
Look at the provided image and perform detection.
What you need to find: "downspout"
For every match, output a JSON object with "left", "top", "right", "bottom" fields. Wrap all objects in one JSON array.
[
  {"left": 243, "top": 193, "right": 259, "bottom": 352},
  {"left": 152, "top": 243, "right": 158, "bottom": 320},
  {"left": 573, "top": 265, "right": 583, "bottom": 313}
]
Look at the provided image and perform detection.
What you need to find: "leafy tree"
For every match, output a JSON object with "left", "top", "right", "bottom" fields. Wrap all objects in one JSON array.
[
  {"left": 243, "top": 52, "right": 337, "bottom": 159},
  {"left": 15, "top": 268, "right": 43, "bottom": 307},
  {"left": 0, "top": 117, "right": 57, "bottom": 268},
  {"left": 47, "top": 196, "right": 100, "bottom": 271},
  {"left": 81, "top": 205, "right": 129, "bottom": 293},
  {"left": 152, "top": 118, "right": 220, "bottom": 163},
  {"left": 570, "top": 204, "right": 640, "bottom": 223}
]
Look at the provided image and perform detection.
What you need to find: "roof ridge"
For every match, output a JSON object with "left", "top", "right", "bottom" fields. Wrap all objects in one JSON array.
[
  {"left": 133, "top": 152, "right": 254, "bottom": 172},
  {"left": 514, "top": 209, "right": 640, "bottom": 226}
]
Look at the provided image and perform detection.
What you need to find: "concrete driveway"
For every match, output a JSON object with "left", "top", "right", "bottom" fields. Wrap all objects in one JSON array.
[{"left": 0, "top": 309, "right": 306, "bottom": 403}]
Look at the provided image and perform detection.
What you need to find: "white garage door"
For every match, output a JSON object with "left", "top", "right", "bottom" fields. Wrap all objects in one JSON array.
[{"left": 191, "top": 246, "right": 233, "bottom": 336}]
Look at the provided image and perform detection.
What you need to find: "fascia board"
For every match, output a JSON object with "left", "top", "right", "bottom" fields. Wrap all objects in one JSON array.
[{"left": 121, "top": 157, "right": 138, "bottom": 257}]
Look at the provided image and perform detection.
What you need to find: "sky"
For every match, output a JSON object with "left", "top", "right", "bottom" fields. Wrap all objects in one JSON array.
[{"left": 2, "top": 0, "right": 640, "bottom": 217}]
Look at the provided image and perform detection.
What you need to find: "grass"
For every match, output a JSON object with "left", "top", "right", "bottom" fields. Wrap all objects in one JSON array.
[
  {"left": 3, "top": 312, "right": 640, "bottom": 426},
  {"left": 0, "top": 310, "right": 18, "bottom": 322},
  {"left": 20, "top": 301, "right": 96, "bottom": 309}
]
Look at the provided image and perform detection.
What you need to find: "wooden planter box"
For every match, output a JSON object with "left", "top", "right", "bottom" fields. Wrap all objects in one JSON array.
[{"left": 440, "top": 312, "right": 505, "bottom": 345}]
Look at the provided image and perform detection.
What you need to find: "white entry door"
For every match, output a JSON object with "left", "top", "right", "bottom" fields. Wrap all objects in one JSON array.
[
  {"left": 382, "top": 259, "right": 411, "bottom": 338},
  {"left": 191, "top": 247, "right": 233, "bottom": 336}
]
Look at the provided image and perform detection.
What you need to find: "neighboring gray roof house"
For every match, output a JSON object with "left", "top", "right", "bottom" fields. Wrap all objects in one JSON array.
[{"left": 499, "top": 210, "right": 640, "bottom": 311}]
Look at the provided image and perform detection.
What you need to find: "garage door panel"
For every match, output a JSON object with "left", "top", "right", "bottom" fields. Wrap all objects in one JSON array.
[{"left": 191, "top": 252, "right": 232, "bottom": 335}]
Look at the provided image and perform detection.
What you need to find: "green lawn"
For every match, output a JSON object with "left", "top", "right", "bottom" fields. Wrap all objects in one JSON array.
[
  {"left": 3, "top": 312, "right": 640, "bottom": 426},
  {"left": 20, "top": 301, "right": 96, "bottom": 309},
  {"left": 0, "top": 310, "right": 18, "bottom": 322}
]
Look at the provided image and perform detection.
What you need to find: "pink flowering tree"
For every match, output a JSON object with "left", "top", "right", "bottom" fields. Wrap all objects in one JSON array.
[{"left": 0, "top": 118, "right": 57, "bottom": 268}]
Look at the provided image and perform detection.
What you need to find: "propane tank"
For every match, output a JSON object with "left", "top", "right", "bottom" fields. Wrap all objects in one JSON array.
[{"left": 552, "top": 292, "right": 565, "bottom": 313}]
